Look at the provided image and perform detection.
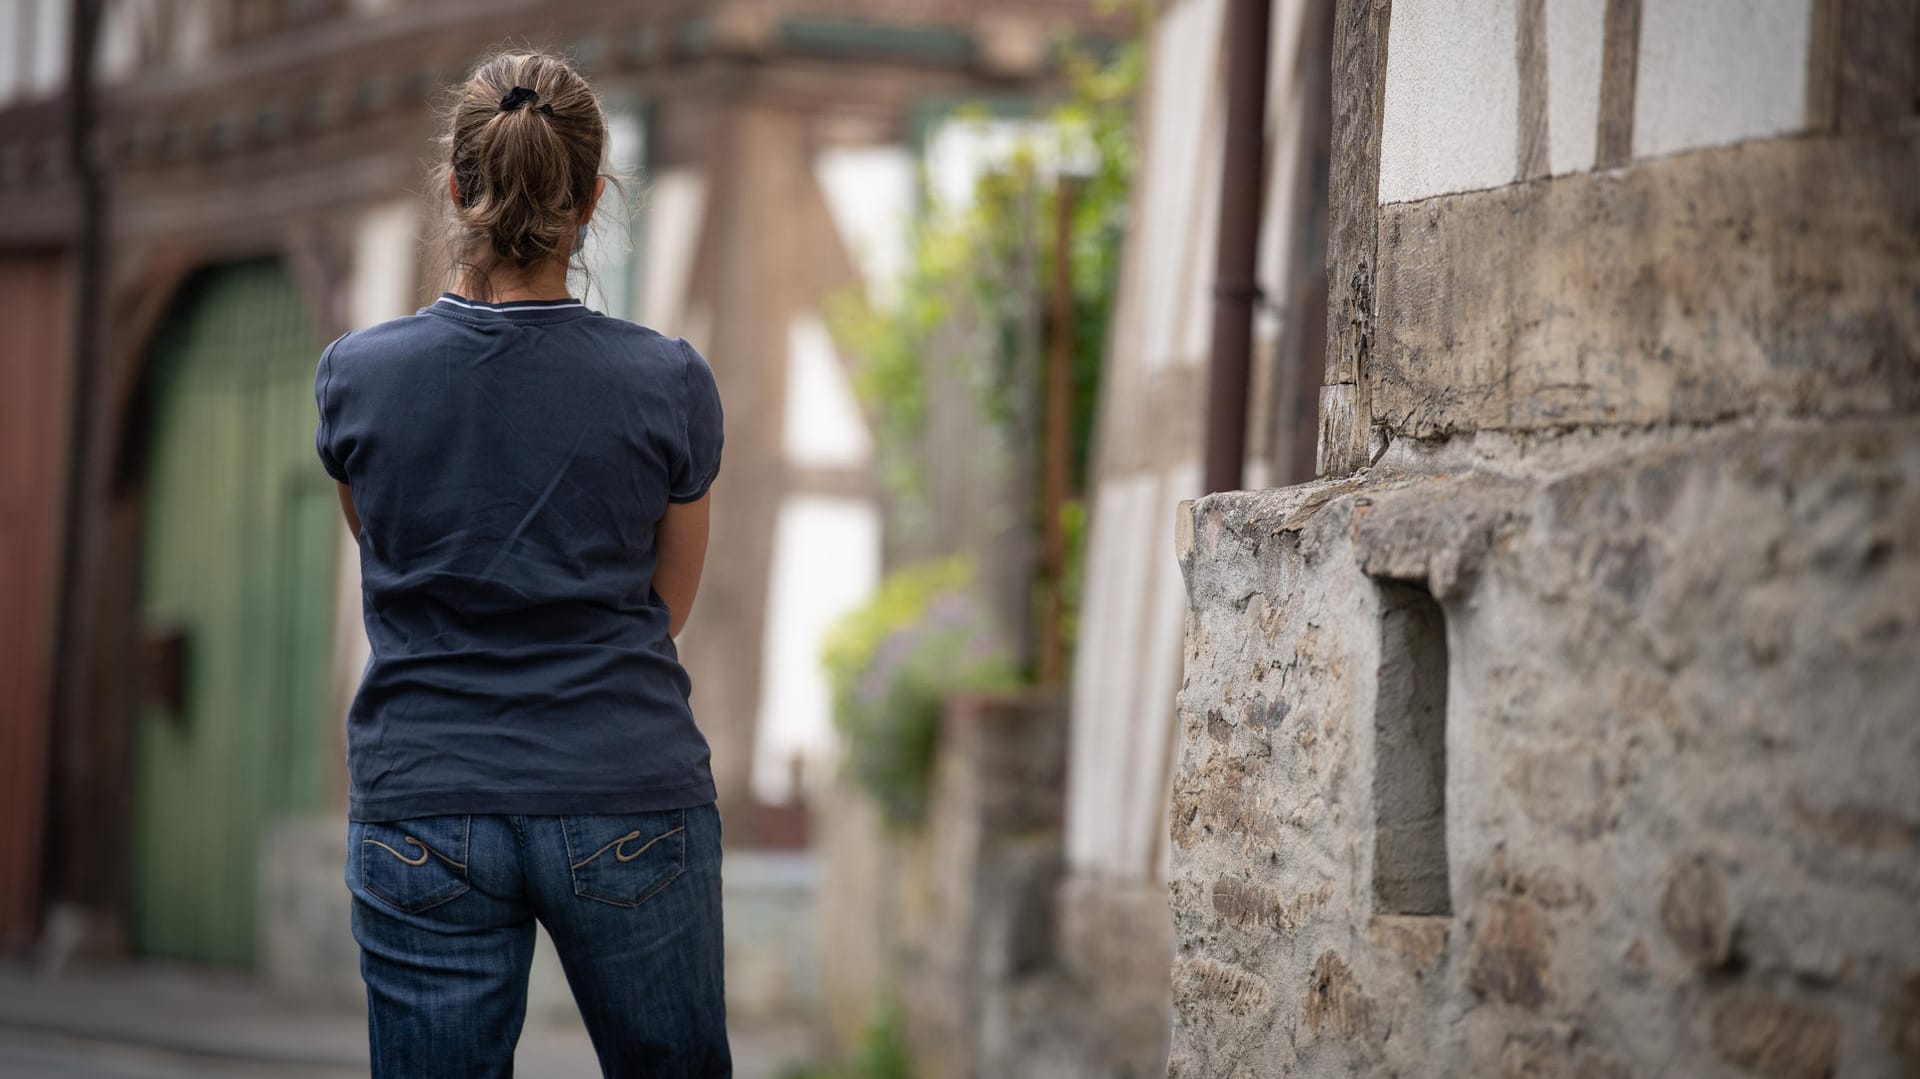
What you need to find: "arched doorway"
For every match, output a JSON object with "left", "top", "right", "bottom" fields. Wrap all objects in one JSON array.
[{"left": 133, "top": 259, "right": 338, "bottom": 964}]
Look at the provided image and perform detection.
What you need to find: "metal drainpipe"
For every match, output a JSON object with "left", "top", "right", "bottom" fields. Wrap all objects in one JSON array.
[
  {"left": 1203, "top": 0, "right": 1273, "bottom": 494},
  {"left": 50, "top": 0, "right": 105, "bottom": 838}
]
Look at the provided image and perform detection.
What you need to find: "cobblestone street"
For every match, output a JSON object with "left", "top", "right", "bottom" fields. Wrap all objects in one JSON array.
[{"left": 0, "top": 964, "right": 813, "bottom": 1078}]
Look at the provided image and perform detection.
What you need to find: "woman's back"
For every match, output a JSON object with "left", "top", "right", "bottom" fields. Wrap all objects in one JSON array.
[{"left": 317, "top": 294, "right": 722, "bottom": 820}]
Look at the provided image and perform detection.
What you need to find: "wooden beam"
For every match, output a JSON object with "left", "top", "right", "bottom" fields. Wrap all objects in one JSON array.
[
  {"left": 1515, "top": 0, "right": 1551, "bottom": 181},
  {"left": 1594, "top": 0, "right": 1641, "bottom": 168},
  {"left": 1318, "top": 0, "right": 1390, "bottom": 478},
  {"left": 1836, "top": 0, "right": 1920, "bottom": 131}
]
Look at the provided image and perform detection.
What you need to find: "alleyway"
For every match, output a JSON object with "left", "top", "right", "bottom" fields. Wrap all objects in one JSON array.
[{"left": 0, "top": 964, "right": 813, "bottom": 1078}]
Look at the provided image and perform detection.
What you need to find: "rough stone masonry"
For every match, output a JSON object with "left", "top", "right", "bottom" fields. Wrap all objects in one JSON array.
[{"left": 1167, "top": 1, "right": 1920, "bottom": 1076}]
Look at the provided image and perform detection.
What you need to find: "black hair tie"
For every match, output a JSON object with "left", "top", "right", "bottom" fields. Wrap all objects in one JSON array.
[{"left": 498, "top": 86, "right": 553, "bottom": 117}]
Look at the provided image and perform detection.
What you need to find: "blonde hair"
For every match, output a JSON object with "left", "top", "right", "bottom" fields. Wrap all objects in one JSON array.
[{"left": 434, "top": 51, "right": 609, "bottom": 286}]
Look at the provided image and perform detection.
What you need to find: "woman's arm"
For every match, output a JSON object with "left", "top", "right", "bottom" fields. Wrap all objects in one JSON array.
[
  {"left": 656, "top": 493, "right": 711, "bottom": 637},
  {"left": 336, "top": 482, "right": 362, "bottom": 541}
]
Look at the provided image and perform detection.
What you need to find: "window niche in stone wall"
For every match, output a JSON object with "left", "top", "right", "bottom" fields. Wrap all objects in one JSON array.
[{"left": 1371, "top": 580, "right": 1451, "bottom": 916}]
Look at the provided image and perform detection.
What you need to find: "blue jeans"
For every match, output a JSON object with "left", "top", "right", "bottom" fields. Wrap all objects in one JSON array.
[{"left": 346, "top": 805, "right": 730, "bottom": 1078}]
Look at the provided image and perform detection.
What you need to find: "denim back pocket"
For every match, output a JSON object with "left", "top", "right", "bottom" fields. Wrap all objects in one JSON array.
[
  {"left": 561, "top": 810, "right": 686, "bottom": 907},
  {"left": 358, "top": 816, "right": 471, "bottom": 914}
]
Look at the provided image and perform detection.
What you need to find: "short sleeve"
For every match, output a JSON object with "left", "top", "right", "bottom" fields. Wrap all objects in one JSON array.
[
  {"left": 669, "top": 339, "right": 723, "bottom": 503},
  {"left": 314, "top": 333, "right": 350, "bottom": 484}
]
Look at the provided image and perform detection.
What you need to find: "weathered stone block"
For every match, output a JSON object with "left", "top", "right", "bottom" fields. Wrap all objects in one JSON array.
[
  {"left": 1370, "top": 131, "right": 1920, "bottom": 439},
  {"left": 1467, "top": 897, "right": 1553, "bottom": 1009},
  {"left": 1709, "top": 989, "right": 1841, "bottom": 1079},
  {"left": 1657, "top": 853, "right": 1732, "bottom": 969}
]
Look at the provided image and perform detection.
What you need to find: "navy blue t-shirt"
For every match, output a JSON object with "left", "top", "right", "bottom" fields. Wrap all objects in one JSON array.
[{"left": 314, "top": 293, "right": 723, "bottom": 822}]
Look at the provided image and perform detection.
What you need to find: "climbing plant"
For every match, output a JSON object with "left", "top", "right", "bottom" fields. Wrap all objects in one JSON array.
[
  {"left": 829, "top": 18, "right": 1143, "bottom": 516},
  {"left": 822, "top": 14, "right": 1143, "bottom": 821},
  {"left": 821, "top": 559, "right": 1019, "bottom": 829}
]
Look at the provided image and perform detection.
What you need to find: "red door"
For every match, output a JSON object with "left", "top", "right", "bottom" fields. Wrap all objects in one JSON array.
[{"left": 0, "top": 253, "right": 73, "bottom": 955}]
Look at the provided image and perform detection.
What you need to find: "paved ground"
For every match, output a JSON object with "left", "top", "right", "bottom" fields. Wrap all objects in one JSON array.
[{"left": 0, "top": 963, "right": 815, "bottom": 1078}]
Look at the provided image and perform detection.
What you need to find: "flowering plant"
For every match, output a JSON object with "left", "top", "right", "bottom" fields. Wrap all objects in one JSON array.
[{"left": 822, "top": 559, "right": 1018, "bottom": 827}]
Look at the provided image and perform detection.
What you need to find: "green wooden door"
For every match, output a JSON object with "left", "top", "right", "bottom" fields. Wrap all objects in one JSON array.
[{"left": 134, "top": 260, "right": 338, "bottom": 964}]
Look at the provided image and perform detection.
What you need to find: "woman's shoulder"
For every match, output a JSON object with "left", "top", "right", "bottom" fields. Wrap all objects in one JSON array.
[
  {"left": 588, "top": 313, "right": 681, "bottom": 350},
  {"left": 325, "top": 310, "right": 445, "bottom": 365},
  {"left": 586, "top": 316, "right": 709, "bottom": 374}
]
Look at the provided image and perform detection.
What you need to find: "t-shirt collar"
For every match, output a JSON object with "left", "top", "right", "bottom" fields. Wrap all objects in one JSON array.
[{"left": 434, "top": 292, "right": 587, "bottom": 313}]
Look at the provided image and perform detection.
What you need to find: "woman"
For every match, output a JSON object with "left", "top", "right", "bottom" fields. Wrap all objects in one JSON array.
[{"left": 313, "top": 51, "right": 729, "bottom": 1077}]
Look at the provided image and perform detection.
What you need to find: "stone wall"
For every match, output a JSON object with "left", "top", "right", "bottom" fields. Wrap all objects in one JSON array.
[
  {"left": 1172, "top": 419, "right": 1920, "bottom": 1077},
  {"left": 818, "top": 690, "right": 1175, "bottom": 1076},
  {"left": 815, "top": 692, "right": 1073, "bottom": 1073},
  {"left": 1169, "top": 0, "right": 1920, "bottom": 1074}
]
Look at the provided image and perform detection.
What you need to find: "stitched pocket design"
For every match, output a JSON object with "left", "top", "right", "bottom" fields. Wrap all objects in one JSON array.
[
  {"left": 561, "top": 810, "right": 686, "bottom": 908},
  {"left": 358, "top": 816, "right": 471, "bottom": 914}
]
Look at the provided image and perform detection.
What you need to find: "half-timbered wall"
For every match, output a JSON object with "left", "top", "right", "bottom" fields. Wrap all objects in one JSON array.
[{"left": 1170, "top": 1, "right": 1920, "bottom": 1074}]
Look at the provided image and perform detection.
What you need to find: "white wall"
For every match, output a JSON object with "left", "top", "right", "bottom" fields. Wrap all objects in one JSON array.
[
  {"left": 1634, "top": 0, "right": 1812, "bottom": 159},
  {"left": 814, "top": 145, "right": 914, "bottom": 311},
  {"left": 27, "top": 0, "right": 60, "bottom": 95},
  {"left": 1377, "top": 0, "right": 1519, "bottom": 204},
  {"left": 753, "top": 495, "right": 882, "bottom": 805},
  {"left": 1135, "top": 0, "right": 1225, "bottom": 372},
  {"left": 1545, "top": 0, "right": 1607, "bottom": 175},
  {"left": 783, "top": 314, "right": 873, "bottom": 469},
  {"left": 638, "top": 167, "right": 706, "bottom": 335},
  {"left": 0, "top": 0, "right": 70, "bottom": 105},
  {"left": 1377, "top": 0, "right": 1818, "bottom": 203},
  {"left": 1065, "top": 463, "right": 1199, "bottom": 877},
  {"left": 0, "top": 0, "right": 22, "bottom": 101}
]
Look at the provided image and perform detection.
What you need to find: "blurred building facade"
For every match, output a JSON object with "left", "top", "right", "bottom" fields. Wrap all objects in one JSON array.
[
  {"left": 1173, "top": 1, "right": 1919, "bottom": 1076},
  {"left": 1034, "top": 0, "right": 1332, "bottom": 1070},
  {"left": 0, "top": 0, "right": 1107, "bottom": 979}
]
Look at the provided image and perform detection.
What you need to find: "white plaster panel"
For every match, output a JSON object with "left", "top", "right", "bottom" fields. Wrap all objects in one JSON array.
[
  {"left": 752, "top": 495, "right": 881, "bottom": 805},
  {"left": 1121, "top": 462, "right": 1201, "bottom": 878},
  {"left": 1633, "top": 0, "right": 1811, "bottom": 160},
  {"left": 29, "top": 0, "right": 67, "bottom": 95},
  {"left": 95, "top": 0, "right": 144, "bottom": 85},
  {"left": 1067, "top": 471, "right": 1163, "bottom": 875},
  {"left": 171, "top": 0, "right": 212, "bottom": 70},
  {"left": 1378, "top": 0, "right": 1521, "bottom": 204},
  {"left": 1064, "top": 471, "right": 1127, "bottom": 871},
  {"left": 1174, "top": 117, "right": 1225, "bottom": 370},
  {"left": 348, "top": 199, "right": 420, "bottom": 330},
  {"left": 639, "top": 167, "right": 706, "bottom": 334},
  {"left": 1254, "top": 0, "right": 1324, "bottom": 349},
  {"left": 814, "top": 145, "right": 914, "bottom": 310},
  {"left": 782, "top": 313, "right": 873, "bottom": 468},
  {"left": 0, "top": 0, "right": 24, "bottom": 103},
  {"left": 1139, "top": 0, "right": 1224, "bottom": 371},
  {"left": 1546, "top": 0, "right": 1607, "bottom": 174},
  {"left": 923, "top": 117, "right": 1057, "bottom": 212}
]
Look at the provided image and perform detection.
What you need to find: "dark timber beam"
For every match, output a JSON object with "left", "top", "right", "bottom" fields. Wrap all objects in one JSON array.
[{"left": 1203, "top": 0, "right": 1273, "bottom": 494}]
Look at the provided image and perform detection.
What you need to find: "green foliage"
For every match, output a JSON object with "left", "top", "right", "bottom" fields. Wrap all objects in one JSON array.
[
  {"left": 780, "top": 1004, "right": 914, "bottom": 1079},
  {"left": 822, "top": 560, "right": 1019, "bottom": 828},
  {"left": 826, "top": 17, "right": 1145, "bottom": 515},
  {"left": 1056, "top": 497, "right": 1089, "bottom": 657}
]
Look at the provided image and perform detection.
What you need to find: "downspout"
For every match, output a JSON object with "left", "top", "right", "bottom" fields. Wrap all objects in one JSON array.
[
  {"left": 49, "top": 0, "right": 105, "bottom": 897},
  {"left": 1202, "top": 0, "right": 1272, "bottom": 494}
]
